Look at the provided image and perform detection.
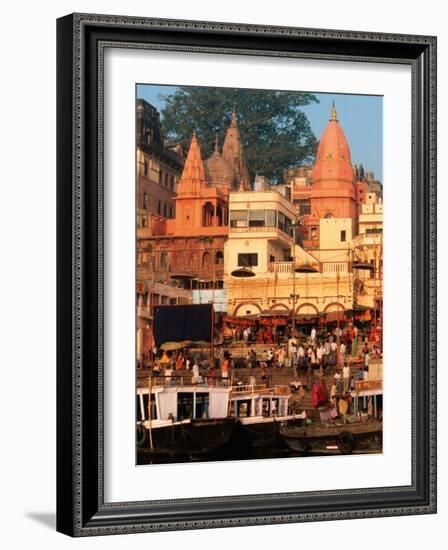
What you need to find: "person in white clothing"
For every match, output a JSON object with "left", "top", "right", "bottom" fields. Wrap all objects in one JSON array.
[
  {"left": 192, "top": 361, "right": 200, "bottom": 383},
  {"left": 343, "top": 364, "right": 351, "bottom": 392}
]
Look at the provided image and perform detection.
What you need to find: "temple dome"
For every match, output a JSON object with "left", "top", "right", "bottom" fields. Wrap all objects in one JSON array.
[{"left": 204, "top": 150, "right": 234, "bottom": 189}]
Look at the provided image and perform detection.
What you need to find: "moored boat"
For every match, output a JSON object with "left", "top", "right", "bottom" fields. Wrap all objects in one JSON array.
[
  {"left": 279, "top": 418, "right": 383, "bottom": 455},
  {"left": 229, "top": 384, "right": 304, "bottom": 453},
  {"left": 136, "top": 376, "right": 236, "bottom": 461}
]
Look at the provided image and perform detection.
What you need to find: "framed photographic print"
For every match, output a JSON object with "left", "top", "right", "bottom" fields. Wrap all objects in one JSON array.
[{"left": 56, "top": 13, "right": 437, "bottom": 536}]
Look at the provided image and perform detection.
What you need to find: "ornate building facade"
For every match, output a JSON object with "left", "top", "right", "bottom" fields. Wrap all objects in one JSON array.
[
  {"left": 136, "top": 104, "right": 252, "bottom": 360},
  {"left": 136, "top": 100, "right": 383, "bottom": 359},
  {"left": 136, "top": 99, "right": 185, "bottom": 226},
  {"left": 137, "top": 107, "right": 252, "bottom": 287},
  {"left": 224, "top": 104, "right": 383, "bottom": 334}
]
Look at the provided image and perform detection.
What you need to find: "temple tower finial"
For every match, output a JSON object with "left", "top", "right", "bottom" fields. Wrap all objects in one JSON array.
[
  {"left": 330, "top": 101, "right": 338, "bottom": 122},
  {"left": 230, "top": 102, "right": 237, "bottom": 127}
]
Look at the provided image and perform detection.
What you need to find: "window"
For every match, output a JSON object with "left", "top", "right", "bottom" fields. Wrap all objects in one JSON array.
[
  {"left": 163, "top": 203, "right": 167, "bottom": 217},
  {"left": 177, "top": 393, "right": 194, "bottom": 421},
  {"left": 238, "top": 253, "right": 258, "bottom": 267},
  {"left": 143, "top": 160, "right": 148, "bottom": 177},
  {"left": 229, "top": 210, "right": 248, "bottom": 228},
  {"left": 248, "top": 210, "right": 265, "bottom": 227},
  {"left": 277, "top": 212, "right": 286, "bottom": 232},
  {"left": 158, "top": 170, "right": 163, "bottom": 185},
  {"left": 157, "top": 200, "right": 161, "bottom": 215},
  {"left": 310, "top": 227, "right": 317, "bottom": 239},
  {"left": 170, "top": 175, "right": 174, "bottom": 190},
  {"left": 202, "top": 252, "right": 211, "bottom": 267},
  {"left": 215, "top": 251, "right": 224, "bottom": 265},
  {"left": 366, "top": 227, "right": 383, "bottom": 234},
  {"left": 298, "top": 200, "right": 311, "bottom": 216},
  {"left": 143, "top": 192, "right": 148, "bottom": 210},
  {"left": 277, "top": 212, "right": 292, "bottom": 234},
  {"left": 169, "top": 206, "right": 173, "bottom": 219},
  {"left": 266, "top": 210, "right": 276, "bottom": 227},
  {"left": 341, "top": 230, "right": 346, "bottom": 242}
]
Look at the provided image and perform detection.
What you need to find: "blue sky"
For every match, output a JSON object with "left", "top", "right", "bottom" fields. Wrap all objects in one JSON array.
[{"left": 136, "top": 84, "right": 382, "bottom": 181}]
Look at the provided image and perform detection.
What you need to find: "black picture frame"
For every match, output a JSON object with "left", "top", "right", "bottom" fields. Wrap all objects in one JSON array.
[{"left": 56, "top": 13, "right": 437, "bottom": 537}]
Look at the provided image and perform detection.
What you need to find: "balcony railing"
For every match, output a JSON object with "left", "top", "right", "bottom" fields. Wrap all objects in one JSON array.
[
  {"left": 267, "top": 262, "right": 321, "bottom": 274},
  {"left": 268, "top": 262, "right": 293, "bottom": 273},
  {"left": 230, "top": 225, "right": 293, "bottom": 240},
  {"left": 353, "top": 234, "right": 383, "bottom": 247},
  {"left": 136, "top": 263, "right": 224, "bottom": 279},
  {"left": 148, "top": 375, "right": 231, "bottom": 388},
  {"left": 354, "top": 380, "right": 383, "bottom": 392},
  {"left": 229, "top": 384, "right": 290, "bottom": 398}
]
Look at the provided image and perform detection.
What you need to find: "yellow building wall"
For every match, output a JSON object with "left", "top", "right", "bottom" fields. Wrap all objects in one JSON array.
[{"left": 226, "top": 269, "right": 352, "bottom": 317}]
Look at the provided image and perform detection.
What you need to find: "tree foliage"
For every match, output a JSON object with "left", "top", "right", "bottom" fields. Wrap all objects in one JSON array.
[{"left": 160, "top": 87, "right": 319, "bottom": 182}]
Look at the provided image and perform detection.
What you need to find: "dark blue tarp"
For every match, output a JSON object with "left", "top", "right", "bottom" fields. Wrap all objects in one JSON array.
[{"left": 153, "top": 304, "right": 212, "bottom": 347}]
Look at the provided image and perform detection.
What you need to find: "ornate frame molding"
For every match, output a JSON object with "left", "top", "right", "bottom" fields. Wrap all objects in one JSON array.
[{"left": 57, "top": 13, "right": 437, "bottom": 536}]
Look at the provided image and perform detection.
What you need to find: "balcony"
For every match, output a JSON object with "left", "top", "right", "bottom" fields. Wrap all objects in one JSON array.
[
  {"left": 230, "top": 225, "right": 293, "bottom": 248},
  {"left": 267, "top": 261, "right": 321, "bottom": 277},
  {"left": 353, "top": 233, "right": 383, "bottom": 247}
]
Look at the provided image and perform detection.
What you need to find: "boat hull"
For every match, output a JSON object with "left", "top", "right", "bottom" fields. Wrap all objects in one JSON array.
[
  {"left": 137, "top": 417, "right": 237, "bottom": 461},
  {"left": 237, "top": 416, "right": 304, "bottom": 451},
  {"left": 279, "top": 419, "right": 383, "bottom": 455}
]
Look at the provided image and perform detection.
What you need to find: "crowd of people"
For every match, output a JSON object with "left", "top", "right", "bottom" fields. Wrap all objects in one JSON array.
[
  {"left": 139, "top": 323, "right": 382, "bottom": 392},
  {"left": 137, "top": 323, "right": 382, "bottom": 423}
]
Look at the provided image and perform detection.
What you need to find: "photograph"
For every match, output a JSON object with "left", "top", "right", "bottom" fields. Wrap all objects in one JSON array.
[{"left": 135, "top": 84, "right": 384, "bottom": 465}]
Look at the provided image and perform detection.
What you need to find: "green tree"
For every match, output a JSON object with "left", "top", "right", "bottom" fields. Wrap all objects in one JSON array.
[{"left": 160, "top": 87, "right": 319, "bottom": 182}]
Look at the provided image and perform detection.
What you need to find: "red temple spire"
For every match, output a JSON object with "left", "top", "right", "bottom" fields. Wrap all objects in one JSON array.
[{"left": 177, "top": 132, "right": 207, "bottom": 194}]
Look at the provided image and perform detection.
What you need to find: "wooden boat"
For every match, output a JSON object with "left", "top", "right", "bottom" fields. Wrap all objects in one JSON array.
[
  {"left": 136, "top": 377, "right": 302, "bottom": 460},
  {"left": 136, "top": 377, "right": 236, "bottom": 461},
  {"left": 229, "top": 384, "right": 303, "bottom": 453},
  {"left": 279, "top": 418, "right": 382, "bottom": 455}
]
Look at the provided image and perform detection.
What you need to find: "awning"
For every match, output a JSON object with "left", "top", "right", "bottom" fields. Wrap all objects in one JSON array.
[
  {"left": 296, "top": 314, "right": 319, "bottom": 324},
  {"left": 258, "top": 317, "right": 288, "bottom": 326},
  {"left": 354, "top": 309, "right": 372, "bottom": 321},
  {"left": 223, "top": 315, "right": 256, "bottom": 326},
  {"left": 160, "top": 341, "right": 191, "bottom": 351},
  {"left": 259, "top": 310, "right": 290, "bottom": 317},
  {"left": 324, "top": 311, "right": 346, "bottom": 322}
]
